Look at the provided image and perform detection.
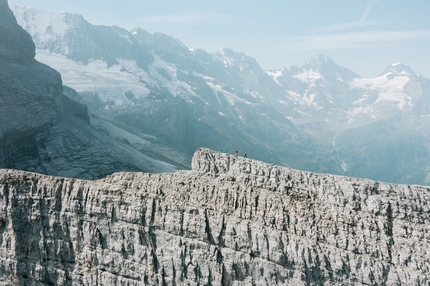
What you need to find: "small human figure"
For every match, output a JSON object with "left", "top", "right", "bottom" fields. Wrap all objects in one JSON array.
[
  {"left": 244, "top": 151, "right": 247, "bottom": 158},
  {"left": 234, "top": 150, "right": 238, "bottom": 156}
]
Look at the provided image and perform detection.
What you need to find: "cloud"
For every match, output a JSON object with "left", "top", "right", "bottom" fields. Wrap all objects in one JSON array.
[
  {"left": 274, "top": 30, "right": 430, "bottom": 52},
  {"left": 360, "top": 0, "right": 379, "bottom": 22},
  {"left": 310, "top": 0, "right": 379, "bottom": 34},
  {"left": 310, "top": 20, "right": 378, "bottom": 34},
  {"left": 137, "top": 13, "right": 229, "bottom": 26}
]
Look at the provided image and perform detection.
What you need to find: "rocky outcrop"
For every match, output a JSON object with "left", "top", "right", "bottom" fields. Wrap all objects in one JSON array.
[
  {"left": 0, "top": 148, "right": 428, "bottom": 285},
  {"left": 0, "top": 0, "right": 60, "bottom": 144},
  {"left": 0, "top": 0, "right": 35, "bottom": 63}
]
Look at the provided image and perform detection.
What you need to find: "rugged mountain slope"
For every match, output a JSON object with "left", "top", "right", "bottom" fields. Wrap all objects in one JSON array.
[
  {"left": 0, "top": 148, "right": 429, "bottom": 285},
  {"left": 0, "top": 0, "right": 57, "bottom": 144},
  {"left": 9, "top": 2, "right": 430, "bottom": 185},
  {"left": 0, "top": 0, "right": 179, "bottom": 179},
  {"left": 7, "top": 2, "right": 322, "bottom": 165},
  {"left": 268, "top": 55, "right": 430, "bottom": 127}
]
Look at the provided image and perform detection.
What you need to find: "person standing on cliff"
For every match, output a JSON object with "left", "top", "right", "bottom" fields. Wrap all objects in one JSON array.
[
  {"left": 234, "top": 150, "right": 238, "bottom": 156},
  {"left": 244, "top": 151, "right": 247, "bottom": 158}
]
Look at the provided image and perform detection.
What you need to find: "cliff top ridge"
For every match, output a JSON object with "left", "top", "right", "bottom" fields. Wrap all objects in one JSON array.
[{"left": 0, "top": 148, "right": 429, "bottom": 285}]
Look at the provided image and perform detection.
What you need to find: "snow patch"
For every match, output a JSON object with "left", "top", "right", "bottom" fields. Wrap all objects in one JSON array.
[
  {"left": 287, "top": 91, "right": 302, "bottom": 102},
  {"left": 193, "top": 71, "right": 253, "bottom": 107},
  {"left": 146, "top": 54, "right": 196, "bottom": 99},
  {"left": 11, "top": 3, "right": 70, "bottom": 41},
  {"left": 293, "top": 69, "right": 323, "bottom": 83},
  {"left": 348, "top": 106, "right": 374, "bottom": 116},
  {"left": 115, "top": 30, "right": 133, "bottom": 44},
  {"left": 35, "top": 50, "right": 151, "bottom": 105},
  {"left": 266, "top": 70, "right": 283, "bottom": 85},
  {"left": 350, "top": 72, "right": 411, "bottom": 109}
]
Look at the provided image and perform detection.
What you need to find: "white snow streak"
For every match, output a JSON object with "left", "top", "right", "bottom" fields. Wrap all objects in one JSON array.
[
  {"left": 293, "top": 69, "right": 323, "bottom": 83},
  {"left": 266, "top": 70, "right": 283, "bottom": 85},
  {"left": 36, "top": 50, "right": 151, "bottom": 105},
  {"left": 10, "top": 2, "right": 69, "bottom": 40},
  {"left": 350, "top": 72, "right": 411, "bottom": 109}
]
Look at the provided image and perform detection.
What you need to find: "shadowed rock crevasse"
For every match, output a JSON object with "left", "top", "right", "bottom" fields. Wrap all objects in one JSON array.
[{"left": 0, "top": 148, "right": 429, "bottom": 285}]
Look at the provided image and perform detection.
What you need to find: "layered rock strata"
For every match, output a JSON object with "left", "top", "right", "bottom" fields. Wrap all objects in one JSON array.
[{"left": 0, "top": 148, "right": 429, "bottom": 285}]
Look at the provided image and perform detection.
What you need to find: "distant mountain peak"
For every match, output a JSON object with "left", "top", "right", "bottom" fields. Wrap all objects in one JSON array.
[
  {"left": 216, "top": 47, "right": 245, "bottom": 58},
  {"left": 214, "top": 48, "right": 264, "bottom": 75},
  {"left": 130, "top": 26, "right": 145, "bottom": 34},
  {"left": 9, "top": 2, "right": 88, "bottom": 43},
  {"left": 379, "top": 63, "right": 416, "bottom": 77},
  {"left": 303, "top": 54, "right": 335, "bottom": 69},
  {"left": 215, "top": 48, "right": 247, "bottom": 66},
  {"left": 301, "top": 54, "right": 360, "bottom": 81}
]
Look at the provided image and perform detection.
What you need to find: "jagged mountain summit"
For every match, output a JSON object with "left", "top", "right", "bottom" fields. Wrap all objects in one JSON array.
[
  {"left": 267, "top": 54, "right": 361, "bottom": 113},
  {"left": 0, "top": 0, "right": 182, "bottom": 179},
  {"left": 0, "top": 148, "right": 429, "bottom": 285},
  {"left": 9, "top": 2, "right": 430, "bottom": 186},
  {"left": 301, "top": 53, "right": 361, "bottom": 82}
]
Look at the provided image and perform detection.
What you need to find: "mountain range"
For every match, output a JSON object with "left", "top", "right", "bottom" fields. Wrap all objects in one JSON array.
[
  {"left": 0, "top": 0, "right": 180, "bottom": 179},
  {"left": 8, "top": 2, "right": 430, "bottom": 185}
]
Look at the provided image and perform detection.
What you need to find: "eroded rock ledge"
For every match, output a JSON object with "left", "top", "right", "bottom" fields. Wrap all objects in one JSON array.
[{"left": 0, "top": 148, "right": 429, "bottom": 285}]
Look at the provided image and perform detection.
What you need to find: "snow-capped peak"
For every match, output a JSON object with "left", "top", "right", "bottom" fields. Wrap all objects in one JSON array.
[
  {"left": 9, "top": 2, "right": 84, "bottom": 41},
  {"left": 303, "top": 54, "right": 335, "bottom": 70},
  {"left": 214, "top": 48, "right": 263, "bottom": 73},
  {"left": 131, "top": 27, "right": 143, "bottom": 35},
  {"left": 379, "top": 63, "right": 415, "bottom": 77},
  {"left": 300, "top": 54, "right": 360, "bottom": 81}
]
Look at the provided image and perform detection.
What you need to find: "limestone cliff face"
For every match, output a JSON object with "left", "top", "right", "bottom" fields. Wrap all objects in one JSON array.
[{"left": 0, "top": 148, "right": 428, "bottom": 285}]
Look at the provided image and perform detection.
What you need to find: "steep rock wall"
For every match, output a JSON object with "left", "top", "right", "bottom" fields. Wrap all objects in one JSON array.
[
  {"left": 0, "top": 0, "right": 35, "bottom": 63},
  {"left": 0, "top": 0, "right": 60, "bottom": 143},
  {"left": 0, "top": 148, "right": 429, "bottom": 285}
]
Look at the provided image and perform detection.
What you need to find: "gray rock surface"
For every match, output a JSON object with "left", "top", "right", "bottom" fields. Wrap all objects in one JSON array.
[
  {"left": 0, "top": 148, "right": 429, "bottom": 285},
  {"left": 0, "top": 0, "right": 59, "bottom": 143},
  {"left": 0, "top": 0, "right": 35, "bottom": 63}
]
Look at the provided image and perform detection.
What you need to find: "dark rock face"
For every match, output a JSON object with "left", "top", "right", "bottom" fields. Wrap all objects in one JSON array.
[
  {"left": 0, "top": 0, "right": 35, "bottom": 62},
  {"left": 0, "top": 0, "right": 177, "bottom": 178},
  {"left": 0, "top": 0, "right": 60, "bottom": 144},
  {"left": 1, "top": 93, "right": 176, "bottom": 179},
  {"left": 0, "top": 61, "right": 60, "bottom": 143},
  {"left": 0, "top": 148, "right": 428, "bottom": 285}
]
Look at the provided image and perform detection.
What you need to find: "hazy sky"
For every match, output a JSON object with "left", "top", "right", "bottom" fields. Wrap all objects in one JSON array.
[{"left": 10, "top": 0, "right": 430, "bottom": 78}]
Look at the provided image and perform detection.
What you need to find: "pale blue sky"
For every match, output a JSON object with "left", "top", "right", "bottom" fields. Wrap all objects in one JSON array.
[{"left": 10, "top": 0, "right": 430, "bottom": 78}]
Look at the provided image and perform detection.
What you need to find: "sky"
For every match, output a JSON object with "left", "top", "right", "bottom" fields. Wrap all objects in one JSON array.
[{"left": 10, "top": 0, "right": 430, "bottom": 78}]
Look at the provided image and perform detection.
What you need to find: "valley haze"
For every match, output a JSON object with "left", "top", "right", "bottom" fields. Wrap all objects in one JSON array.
[{"left": 6, "top": 1, "right": 430, "bottom": 186}]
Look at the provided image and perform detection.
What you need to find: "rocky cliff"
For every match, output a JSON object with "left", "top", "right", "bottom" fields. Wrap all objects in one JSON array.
[
  {"left": 0, "top": 148, "right": 428, "bottom": 285},
  {"left": 0, "top": 0, "right": 59, "bottom": 144}
]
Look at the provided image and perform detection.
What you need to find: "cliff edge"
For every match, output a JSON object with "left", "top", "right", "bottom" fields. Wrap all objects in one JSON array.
[{"left": 0, "top": 148, "right": 429, "bottom": 285}]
